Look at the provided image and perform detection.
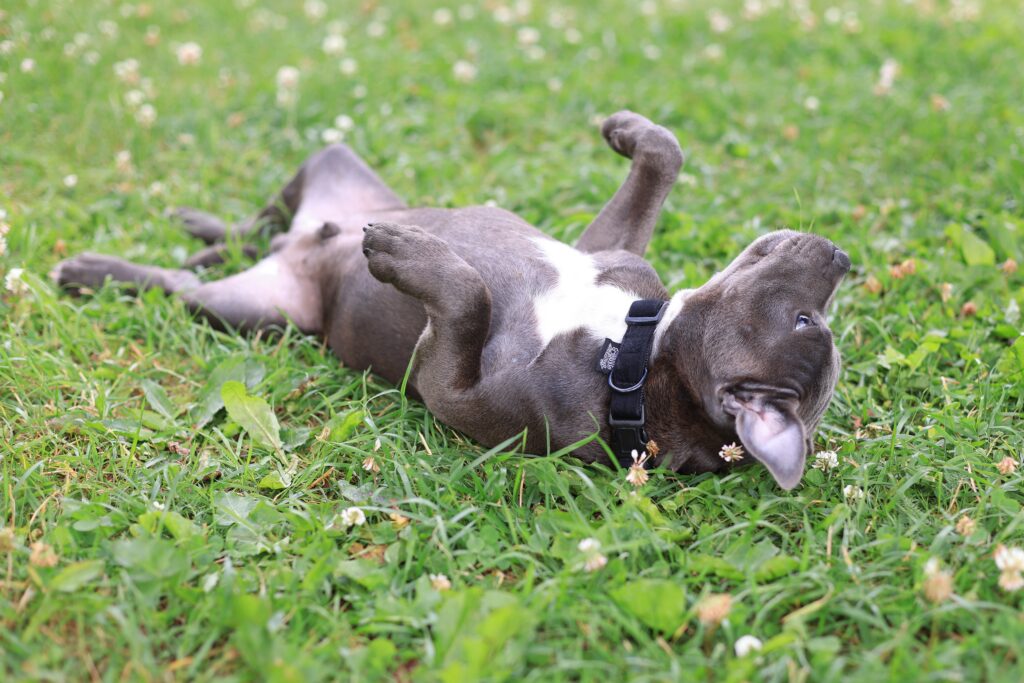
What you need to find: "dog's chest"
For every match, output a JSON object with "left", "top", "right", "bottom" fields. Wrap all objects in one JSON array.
[{"left": 529, "top": 238, "right": 640, "bottom": 346}]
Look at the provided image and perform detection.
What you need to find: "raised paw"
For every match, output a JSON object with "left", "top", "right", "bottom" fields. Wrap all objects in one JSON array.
[
  {"left": 361, "top": 222, "right": 476, "bottom": 304},
  {"left": 600, "top": 110, "right": 682, "bottom": 167},
  {"left": 362, "top": 222, "right": 442, "bottom": 285},
  {"left": 170, "top": 207, "right": 229, "bottom": 244}
]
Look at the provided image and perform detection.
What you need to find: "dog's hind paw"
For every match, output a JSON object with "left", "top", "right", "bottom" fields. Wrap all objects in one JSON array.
[
  {"left": 51, "top": 252, "right": 200, "bottom": 294},
  {"left": 362, "top": 222, "right": 468, "bottom": 300},
  {"left": 170, "top": 207, "right": 228, "bottom": 244}
]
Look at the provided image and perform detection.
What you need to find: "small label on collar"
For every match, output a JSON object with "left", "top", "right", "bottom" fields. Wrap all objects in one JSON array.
[{"left": 596, "top": 339, "right": 621, "bottom": 375}]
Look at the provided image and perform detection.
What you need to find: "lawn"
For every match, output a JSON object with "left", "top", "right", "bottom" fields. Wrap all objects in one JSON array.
[{"left": 2, "top": 0, "right": 1023, "bottom": 680}]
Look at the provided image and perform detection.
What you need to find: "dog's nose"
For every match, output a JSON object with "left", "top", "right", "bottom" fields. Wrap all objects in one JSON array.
[{"left": 831, "top": 247, "right": 851, "bottom": 273}]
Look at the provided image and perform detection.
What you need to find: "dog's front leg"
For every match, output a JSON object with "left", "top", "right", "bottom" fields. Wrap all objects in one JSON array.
[
  {"left": 362, "top": 222, "right": 491, "bottom": 411},
  {"left": 576, "top": 110, "right": 684, "bottom": 256}
]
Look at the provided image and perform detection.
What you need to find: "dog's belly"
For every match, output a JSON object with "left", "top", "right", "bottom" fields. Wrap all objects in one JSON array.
[{"left": 320, "top": 206, "right": 666, "bottom": 387}]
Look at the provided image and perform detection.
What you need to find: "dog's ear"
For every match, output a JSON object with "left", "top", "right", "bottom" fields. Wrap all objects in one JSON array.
[{"left": 732, "top": 394, "right": 807, "bottom": 490}]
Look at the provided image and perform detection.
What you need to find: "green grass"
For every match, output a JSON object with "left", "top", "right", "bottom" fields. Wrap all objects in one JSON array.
[{"left": 2, "top": 0, "right": 1023, "bottom": 680}]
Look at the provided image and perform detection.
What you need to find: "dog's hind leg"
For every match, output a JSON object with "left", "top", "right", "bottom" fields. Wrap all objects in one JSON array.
[
  {"left": 576, "top": 111, "right": 683, "bottom": 256},
  {"left": 178, "top": 144, "right": 406, "bottom": 267},
  {"left": 361, "top": 222, "right": 490, "bottom": 394},
  {"left": 53, "top": 232, "right": 328, "bottom": 333}
]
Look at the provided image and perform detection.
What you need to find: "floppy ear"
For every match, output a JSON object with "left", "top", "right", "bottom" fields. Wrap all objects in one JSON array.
[{"left": 732, "top": 395, "right": 807, "bottom": 490}]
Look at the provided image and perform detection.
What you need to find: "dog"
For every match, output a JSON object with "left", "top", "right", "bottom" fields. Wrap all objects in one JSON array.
[{"left": 53, "top": 111, "right": 850, "bottom": 489}]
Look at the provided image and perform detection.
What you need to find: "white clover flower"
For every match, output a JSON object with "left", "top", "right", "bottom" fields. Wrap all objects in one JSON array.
[
  {"left": 923, "top": 566, "right": 954, "bottom": 603},
  {"left": 949, "top": 0, "right": 980, "bottom": 22},
  {"left": 703, "top": 44, "right": 724, "bottom": 61},
  {"left": 304, "top": 0, "right": 327, "bottom": 21},
  {"left": 276, "top": 65, "right": 300, "bottom": 106},
  {"left": 322, "top": 34, "right": 346, "bottom": 55},
  {"left": 339, "top": 58, "right": 358, "bottom": 76},
  {"left": 135, "top": 103, "right": 157, "bottom": 127},
  {"left": 276, "top": 65, "right": 300, "bottom": 90},
  {"left": 708, "top": 9, "right": 732, "bottom": 33},
  {"left": 176, "top": 41, "right": 202, "bottom": 66},
  {"left": 63, "top": 174, "right": 78, "bottom": 188},
  {"left": 459, "top": 5, "right": 476, "bottom": 20},
  {"left": 697, "top": 593, "right": 732, "bottom": 626},
  {"left": 115, "top": 149, "right": 132, "bottom": 172},
  {"left": 152, "top": 500, "right": 166, "bottom": 511},
  {"left": 114, "top": 58, "right": 141, "bottom": 84},
  {"left": 340, "top": 506, "right": 366, "bottom": 527},
  {"left": 5, "top": 267, "right": 28, "bottom": 295},
  {"left": 99, "top": 20, "right": 119, "bottom": 38},
  {"left": 517, "top": 26, "right": 540, "bottom": 46},
  {"left": 0, "top": 235, "right": 7, "bottom": 257},
  {"left": 564, "top": 27, "right": 582, "bottom": 44},
  {"left": 0, "top": 40, "right": 13, "bottom": 55},
  {"left": 874, "top": 58, "right": 899, "bottom": 96},
  {"left": 433, "top": 8, "right": 454, "bottom": 26},
  {"left": 578, "top": 537, "right": 608, "bottom": 571},
  {"left": 124, "top": 89, "right": 146, "bottom": 108},
  {"left": 718, "top": 442, "right": 744, "bottom": 463},
  {"left": 493, "top": 6, "right": 514, "bottom": 24},
  {"left": 804, "top": 95, "right": 820, "bottom": 112},
  {"left": 20, "top": 58, "right": 35, "bottom": 73},
  {"left": 812, "top": 450, "right": 839, "bottom": 471},
  {"left": 626, "top": 449, "right": 650, "bottom": 487},
  {"left": 334, "top": 114, "right": 354, "bottom": 131},
  {"left": 547, "top": 78, "right": 562, "bottom": 92},
  {"left": 452, "top": 60, "right": 477, "bottom": 83},
  {"left": 923, "top": 557, "right": 942, "bottom": 577},
  {"left": 366, "top": 21, "right": 385, "bottom": 38},
  {"left": 643, "top": 45, "right": 661, "bottom": 60},
  {"left": 994, "top": 545, "right": 1024, "bottom": 593},
  {"left": 991, "top": 544, "right": 1024, "bottom": 573},
  {"left": 523, "top": 45, "right": 545, "bottom": 61},
  {"left": 743, "top": 0, "right": 766, "bottom": 20},
  {"left": 843, "top": 484, "right": 865, "bottom": 501},
  {"left": 429, "top": 573, "right": 452, "bottom": 590},
  {"left": 734, "top": 634, "right": 763, "bottom": 657},
  {"left": 321, "top": 127, "right": 343, "bottom": 144}
]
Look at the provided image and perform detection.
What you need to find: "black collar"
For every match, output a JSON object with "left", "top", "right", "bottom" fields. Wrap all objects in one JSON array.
[{"left": 596, "top": 299, "right": 668, "bottom": 469}]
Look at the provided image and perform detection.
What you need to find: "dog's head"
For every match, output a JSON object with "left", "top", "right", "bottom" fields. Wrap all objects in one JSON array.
[{"left": 672, "top": 230, "right": 850, "bottom": 489}]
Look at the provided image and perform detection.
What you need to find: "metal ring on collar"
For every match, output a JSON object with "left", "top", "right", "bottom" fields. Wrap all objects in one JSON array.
[{"left": 608, "top": 368, "right": 647, "bottom": 393}]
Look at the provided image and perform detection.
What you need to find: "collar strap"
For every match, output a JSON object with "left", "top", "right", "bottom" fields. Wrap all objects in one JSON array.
[{"left": 606, "top": 299, "right": 668, "bottom": 469}]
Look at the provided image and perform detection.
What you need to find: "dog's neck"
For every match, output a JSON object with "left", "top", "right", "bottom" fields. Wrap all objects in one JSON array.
[{"left": 644, "top": 292, "right": 737, "bottom": 472}]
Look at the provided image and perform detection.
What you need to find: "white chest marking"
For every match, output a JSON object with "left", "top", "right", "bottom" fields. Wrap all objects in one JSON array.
[{"left": 531, "top": 238, "right": 639, "bottom": 346}]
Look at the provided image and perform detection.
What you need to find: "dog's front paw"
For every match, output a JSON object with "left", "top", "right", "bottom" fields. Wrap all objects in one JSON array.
[{"left": 601, "top": 111, "right": 681, "bottom": 166}]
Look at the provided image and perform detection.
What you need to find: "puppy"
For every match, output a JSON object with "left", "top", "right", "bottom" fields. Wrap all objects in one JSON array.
[{"left": 54, "top": 111, "right": 849, "bottom": 489}]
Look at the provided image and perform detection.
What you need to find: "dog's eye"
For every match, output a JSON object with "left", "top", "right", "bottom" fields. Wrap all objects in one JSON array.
[{"left": 795, "top": 314, "right": 815, "bottom": 330}]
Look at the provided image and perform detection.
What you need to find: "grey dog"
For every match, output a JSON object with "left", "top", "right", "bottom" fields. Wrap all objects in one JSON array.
[{"left": 54, "top": 111, "right": 850, "bottom": 489}]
